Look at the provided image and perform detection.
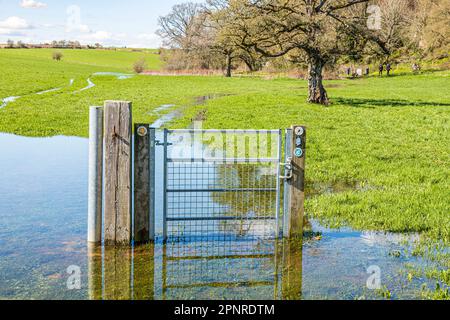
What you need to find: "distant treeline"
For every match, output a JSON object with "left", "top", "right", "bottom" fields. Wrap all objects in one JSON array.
[{"left": 2, "top": 40, "right": 110, "bottom": 50}]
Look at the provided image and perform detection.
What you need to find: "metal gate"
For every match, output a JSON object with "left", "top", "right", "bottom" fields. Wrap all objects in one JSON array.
[{"left": 160, "top": 129, "right": 283, "bottom": 242}]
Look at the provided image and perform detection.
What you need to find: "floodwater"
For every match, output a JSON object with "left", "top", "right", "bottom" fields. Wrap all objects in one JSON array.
[
  {"left": 92, "top": 72, "right": 134, "bottom": 80},
  {"left": 0, "top": 96, "right": 19, "bottom": 109},
  {"left": 1, "top": 79, "right": 75, "bottom": 109},
  {"left": 149, "top": 94, "right": 231, "bottom": 128},
  {"left": 0, "top": 132, "right": 443, "bottom": 300},
  {"left": 75, "top": 79, "right": 95, "bottom": 93}
]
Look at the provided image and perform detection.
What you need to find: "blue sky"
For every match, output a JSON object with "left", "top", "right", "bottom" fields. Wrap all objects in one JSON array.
[{"left": 0, "top": 0, "right": 202, "bottom": 47}]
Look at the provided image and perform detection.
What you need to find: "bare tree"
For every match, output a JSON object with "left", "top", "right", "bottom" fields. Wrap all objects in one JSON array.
[
  {"left": 17, "top": 40, "right": 27, "bottom": 48},
  {"left": 157, "top": 2, "right": 205, "bottom": 50},
  {"left": 367, "top": 0, "right": 414, "bottom": 61},
  {"left": 415, "top": 0, "right": 450, "bottom": 57}
]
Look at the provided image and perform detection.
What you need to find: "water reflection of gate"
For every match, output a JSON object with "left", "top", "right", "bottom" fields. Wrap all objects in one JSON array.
[
  {"left": 162, "top": 239, "right": 280, "bottom": 300},
  {"left": 162, "top": 129, "right": 282, "bottom": 242},
  {"left": 87, "top": 239, "right": 302, "bottom": 300}
]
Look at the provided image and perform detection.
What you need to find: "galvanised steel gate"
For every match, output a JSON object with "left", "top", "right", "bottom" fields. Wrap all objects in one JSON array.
[
  {"left": 88, "top": 101, "right": 305, "bottom": 246},
  {"left": 160, "top": 129, "right": 283, "bottom": 242}
]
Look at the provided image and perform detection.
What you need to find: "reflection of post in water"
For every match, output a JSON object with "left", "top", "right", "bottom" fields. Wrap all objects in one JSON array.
[
  {"left": 103, "top": 246, "right": 132, "bottom": 300},
  {"left": 87, "top": 244, "right": 155, "bottom": 300},
  {"left": 133, "top": 244, "right": 155, "bottom": 300},
  {"left": 87, "top": 244, "right": 102, "bottom": 300},
  {"left": 281, "top": 239, "right": 303, "bottom": 300}
]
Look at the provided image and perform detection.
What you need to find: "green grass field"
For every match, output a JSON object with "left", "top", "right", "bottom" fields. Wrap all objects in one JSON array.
[
  {"left": 0, "top": 48, "right": 161, "bottom": 98},
  {"left": 1, "top": 48, "right": 449, "bottom": 244},
  {"left": 1, "top": 48, "right": 449, "bottom": 298}
]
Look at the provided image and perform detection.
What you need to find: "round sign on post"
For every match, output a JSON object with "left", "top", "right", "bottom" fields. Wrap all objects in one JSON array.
[
  {"left": 295, "top": 148, "right": 303, "bottom": 158},
  {"left": 137, "top": 126, "right": 148, "bottom": 137},
  {"left": 295, "top": 127, "right": 304, "bottom": 136}
]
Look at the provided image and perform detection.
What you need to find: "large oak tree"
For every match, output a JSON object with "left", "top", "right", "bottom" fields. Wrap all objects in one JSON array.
[{"left": 220, "top": 0, "right": 386, "bottom": 104}]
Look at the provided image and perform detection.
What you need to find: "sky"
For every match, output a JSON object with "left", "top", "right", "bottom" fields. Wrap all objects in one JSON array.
[{"left": 0, "top": 0, "right": 203, "bottom": 48}]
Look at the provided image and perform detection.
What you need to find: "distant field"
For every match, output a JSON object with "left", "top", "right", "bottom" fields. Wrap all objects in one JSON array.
[{"left": 0, "top": 48, "right": 162, "bottom": 97}]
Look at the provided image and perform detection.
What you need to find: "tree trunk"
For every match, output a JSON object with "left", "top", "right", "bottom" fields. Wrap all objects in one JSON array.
[
  {"left": 307, "top": 55, "right": 329, "bottom": 105},
  {"left": 225, "top": 52, "right": 232, "bottom": 77},
  {"left": 242, "top": 58, "right": 255, "bottom": 72}
]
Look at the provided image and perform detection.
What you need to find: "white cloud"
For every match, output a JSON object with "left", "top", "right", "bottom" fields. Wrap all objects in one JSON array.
[
  {"left": 0, "top": 16, "right": 32, "bottom": 29},
  {"left": 20, "top": 0, "right": 47, "bottom": 9},
  {"left": 135, "top": 33, "right": 161, "bottom": 48},
  {"left": 66, "top": 24, "right": 90, "bottom": 33},
  {"left": 137, "top": 33, "right": 158, "bottom": 41},
  {"left": 77, "top": 24, "right": 90, "bottom": 33},
  {"left": 0, "top": 28, "right": 26, "bottom": 36},
  {"left": 81, "top": 30, "right": 113, "bottom": 41}
]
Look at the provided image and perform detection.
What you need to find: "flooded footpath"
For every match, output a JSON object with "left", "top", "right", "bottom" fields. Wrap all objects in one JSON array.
[{"left": 0, "top": 132, "right": 443, "bottom": 300}]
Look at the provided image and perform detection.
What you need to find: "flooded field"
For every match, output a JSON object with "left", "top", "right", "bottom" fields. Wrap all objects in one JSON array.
[{"left": 0, "top": 133, "right": 444, "bottom": 300}]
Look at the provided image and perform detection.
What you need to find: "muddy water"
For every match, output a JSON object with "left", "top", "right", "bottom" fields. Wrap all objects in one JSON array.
[{"left": 0, "top": 132, "right": 441, "bottom": 300}]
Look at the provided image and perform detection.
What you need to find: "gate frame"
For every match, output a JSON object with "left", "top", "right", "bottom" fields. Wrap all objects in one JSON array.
[
  {"left": 160, "top": 128, "right": 284, "bottom": 242},
  {"left": 87, "top": 100, "right": 306, "bottom": 246}
]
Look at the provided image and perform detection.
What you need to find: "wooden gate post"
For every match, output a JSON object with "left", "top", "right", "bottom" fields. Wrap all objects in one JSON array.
[
  {"left": 134, "top": 124, "right": 155, "bottom": 244},
  {"left": 288, "top": 125, "right": 306, "bottom": 239},
  {"left": 104, "top": 101, "right": 132, "bottom": 245}
]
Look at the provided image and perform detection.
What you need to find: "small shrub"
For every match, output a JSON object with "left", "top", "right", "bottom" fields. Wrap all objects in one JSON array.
[
  {"left": 53, "top": 51, "right": 63, "bottom": 61},
  {"left": 133, "top": 58, "right": 147, "bottom": 74}
]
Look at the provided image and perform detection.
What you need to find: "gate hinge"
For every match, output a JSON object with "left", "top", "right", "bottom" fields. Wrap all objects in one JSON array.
[{"left": 279, "top": 157, "right": 293, "bottom": 180}]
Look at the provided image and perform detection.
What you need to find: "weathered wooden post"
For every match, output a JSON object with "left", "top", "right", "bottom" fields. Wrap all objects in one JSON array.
[
  {"left": 104, "top": 101, "right": 132, "bottom": 245},
  {"left": 287, "top": 125, "right": 306, "bottom": 239},
  {"left": 134, "top": 124, "right": 155, "bottom": 244},
  {"left": 88, "top": 106, "right": 103, "bottom": 244}
]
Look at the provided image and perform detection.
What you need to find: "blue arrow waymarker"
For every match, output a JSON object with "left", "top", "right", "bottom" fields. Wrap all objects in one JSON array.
[{"left": 295, "top": 148, "right": 303, "bottom": 158}]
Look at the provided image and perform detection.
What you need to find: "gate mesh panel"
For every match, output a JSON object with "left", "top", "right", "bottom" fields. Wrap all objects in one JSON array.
[{"left": 163, "top": 130, "right": 281, "bottom": 242}]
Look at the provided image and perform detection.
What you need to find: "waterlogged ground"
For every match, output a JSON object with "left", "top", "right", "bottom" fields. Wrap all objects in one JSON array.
[{"left": 0, "top": 133, "right": 445, "bottom": 300}]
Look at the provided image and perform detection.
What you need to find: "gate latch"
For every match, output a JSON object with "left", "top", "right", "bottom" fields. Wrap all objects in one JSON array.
[
  {"left": 280, "top": 157, "right": 293, "bottom": 180},
  {"left": 155, "top": 140, "right": 173, "bottom": 147}
]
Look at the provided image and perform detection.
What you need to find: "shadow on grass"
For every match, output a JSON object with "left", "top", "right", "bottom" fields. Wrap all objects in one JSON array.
[{"left": 333, "top": 97, "right": 450, "bottom": 109}]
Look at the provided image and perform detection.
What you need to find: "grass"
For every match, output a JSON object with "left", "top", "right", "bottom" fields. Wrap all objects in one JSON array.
[
  {"left": 1, "top": 63, "right": 448, "bottom": 242},
  {"left": 177, "top": 74, "right": 450, "bottom": 243},
  {"left": 0, "top": 48, "right": 161, "bottom": 98},
  {"left": 0, "top": 48, "right": 449, "bottom": 299}
]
